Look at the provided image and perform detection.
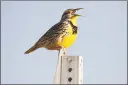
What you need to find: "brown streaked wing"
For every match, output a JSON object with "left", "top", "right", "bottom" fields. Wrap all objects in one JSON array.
[{"left": 34, "top": 21, "right": 69, "bottom": 48}]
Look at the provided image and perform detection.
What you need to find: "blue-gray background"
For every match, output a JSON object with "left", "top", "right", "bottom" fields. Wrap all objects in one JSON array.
[{"left": 1, "top": 1, "right": 127, "bottom": 84}]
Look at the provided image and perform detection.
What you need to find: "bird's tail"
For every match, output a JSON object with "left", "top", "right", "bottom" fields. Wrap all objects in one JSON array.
[{"left": 24, "top": 45, "right": 37, "bottom": 54}]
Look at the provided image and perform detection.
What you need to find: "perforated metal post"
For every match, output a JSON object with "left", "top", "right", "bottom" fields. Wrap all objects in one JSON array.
[{"left": 54, "top": 49, "right": 83, "bottom": 84}]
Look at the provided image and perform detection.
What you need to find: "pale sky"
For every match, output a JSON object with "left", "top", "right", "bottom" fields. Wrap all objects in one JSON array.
[{"left": 1, "top": 1, "right": 127, "bottom": 84}]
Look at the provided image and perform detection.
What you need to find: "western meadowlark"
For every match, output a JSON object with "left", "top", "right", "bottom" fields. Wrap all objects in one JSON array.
[{"left": 25, "top": 8, "right": 83, "bottom": 55}]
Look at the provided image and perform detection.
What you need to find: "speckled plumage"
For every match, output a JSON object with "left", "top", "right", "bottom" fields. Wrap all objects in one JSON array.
[{"left": 25, "top": 8, "right": 82, "bottom": 54}]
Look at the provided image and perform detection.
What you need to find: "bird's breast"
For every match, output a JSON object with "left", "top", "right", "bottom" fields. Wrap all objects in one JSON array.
[
  {"left": 62, "top": 33, "right": 77, "bottom": 48},
  {"left": 58, "top": 25, "right": 78, "bottom": 48}
]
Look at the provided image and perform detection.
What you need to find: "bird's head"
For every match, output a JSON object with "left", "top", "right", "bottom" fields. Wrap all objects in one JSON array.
[{"left": 61, "top": 8, "right": 83, "bottom": 21}]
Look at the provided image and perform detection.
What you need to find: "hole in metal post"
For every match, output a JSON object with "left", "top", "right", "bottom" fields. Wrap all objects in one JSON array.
[
  {"left": 68, "top": 68, "right": 72, "bottom": 72},
  {"left": 80, "top": 80, "right": 83, "bottom": 83},
  {"left": 67, "top": 58, "right": 72, "bottom": 63},
  {"left": 68, "top": 77, "right": 72, "bottom": 82},
  {"left": 81, "top": 59, "right": 82, "bottom": 62}
]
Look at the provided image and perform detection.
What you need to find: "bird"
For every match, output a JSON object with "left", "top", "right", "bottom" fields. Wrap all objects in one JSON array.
[{"left": 24, "top": 8, "right": 83, "bottom": 55}]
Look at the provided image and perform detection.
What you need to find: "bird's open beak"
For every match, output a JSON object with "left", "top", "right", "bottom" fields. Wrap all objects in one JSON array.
[
  {"left": 74, "top": 8, "right": 84, "bottom": 11},
  {"left": 72, "top": 8, "right": 83, "bottom": 16}
]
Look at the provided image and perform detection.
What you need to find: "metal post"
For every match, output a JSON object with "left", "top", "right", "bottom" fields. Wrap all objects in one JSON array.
[{"left": 54, "top": 49, "right": 83, "bottom": 84}]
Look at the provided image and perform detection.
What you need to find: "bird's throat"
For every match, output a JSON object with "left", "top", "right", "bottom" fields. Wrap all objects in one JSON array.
[{"left": 71, "top": 17, "right": 78, "bottom": 26}]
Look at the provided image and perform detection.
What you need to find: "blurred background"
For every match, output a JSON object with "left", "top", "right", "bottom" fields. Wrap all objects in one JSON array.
[{"left": 1, "top": 1, "right": 127, "bottom": 84}]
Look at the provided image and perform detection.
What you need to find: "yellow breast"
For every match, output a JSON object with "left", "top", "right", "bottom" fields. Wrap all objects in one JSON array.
[
  {"left": 62, "top": 35, "right": 77, "bottom": 48},
  {"left": 57, "top": 16, "right": 79, "bottom": 48},
  {"left": 62, "top": 26, "right": 77, "bottom": 48}
]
